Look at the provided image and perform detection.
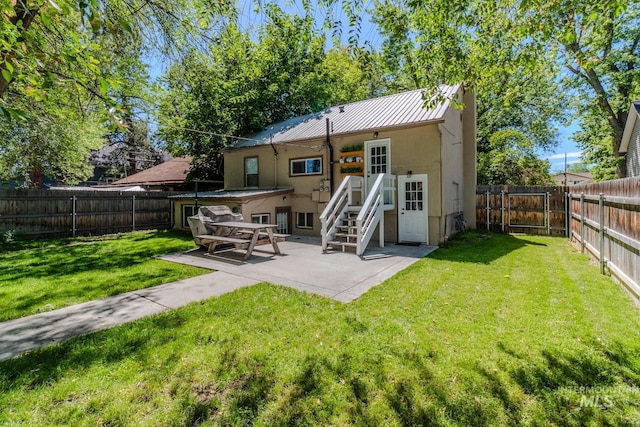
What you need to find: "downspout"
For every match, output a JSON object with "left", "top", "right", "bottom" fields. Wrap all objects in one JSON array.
[
  {"left": 326, "top": 118, "right": 334, "bottom": 195},
  {"left": 269, "top": 134, "right": 278, "bottom": 187}
]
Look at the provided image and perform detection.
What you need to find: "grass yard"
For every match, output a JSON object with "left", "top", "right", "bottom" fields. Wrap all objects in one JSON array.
[
  {"left": 1, "top": 232, "right": 640, "bottom": 426},
  {"left": 0, "top": 230, "right": 209, "bottom": 322}
]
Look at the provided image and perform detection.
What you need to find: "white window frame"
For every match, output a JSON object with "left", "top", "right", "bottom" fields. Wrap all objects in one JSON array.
[
  {"left": 296, "top": 212, "right": 314, "bottom": 229},
  {"left": 290, "top": 157, "right": 323, "bottom": 176},
  {"left": 251, "top": 213, "right": 271, "bottom": 224}
]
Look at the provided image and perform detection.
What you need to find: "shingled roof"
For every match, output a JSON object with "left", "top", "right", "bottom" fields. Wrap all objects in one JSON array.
[{"left": 109, "top": 156, "right": 192, "bottom": 187}]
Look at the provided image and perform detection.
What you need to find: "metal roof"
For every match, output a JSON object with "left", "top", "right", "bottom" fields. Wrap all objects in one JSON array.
[
  {"left": 169, "top": 187, "right": 293, "bottom": 199},
  {"left": 231, "top": 84, "right": 461, "bottom": 149}
]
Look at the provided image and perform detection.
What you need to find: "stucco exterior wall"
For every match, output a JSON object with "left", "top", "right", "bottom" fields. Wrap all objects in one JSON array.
[
  {"left": 225, "top": 123, "right": 444, "bottom": 244},
  {"left": 172, "top": 193, "right": 292, "bottom": 233}
]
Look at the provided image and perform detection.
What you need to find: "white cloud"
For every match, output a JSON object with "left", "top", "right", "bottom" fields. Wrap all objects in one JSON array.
[{"left": 544, "top": 151, "right": 582, "bottom": 160}]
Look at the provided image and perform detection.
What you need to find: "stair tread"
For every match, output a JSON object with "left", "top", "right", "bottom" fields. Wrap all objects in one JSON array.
[
  {"left": 334, "top": 233, "right": 357, "bottom": 238},
  {"left": 327, "top": 240, "right": 358, "bottom": 247}
]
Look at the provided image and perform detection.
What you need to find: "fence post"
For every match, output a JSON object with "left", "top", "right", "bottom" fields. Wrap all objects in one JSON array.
[
  {"left": 71, "top": 195, "right": 77, "bottom": 237},
  {"left": 565, "top": 192, "right": 570, "bottom": 239},
  {"left": 599, "top": 193, "right": 605, "bottom": 274},
  {"left": 580, "top": 193, "right": 585, "bottom": 253},
  {"left": 486, "top": 190, "right": 490, "bottom": 231},
  {"left": 132, "top": 194, "right": 136, "bottom": 231},
  {"left": 500, "top": 190, "right": 505, "bottom": 233},
  {"left": 546, "top": 192, "right": 551, "bottom": 235}
]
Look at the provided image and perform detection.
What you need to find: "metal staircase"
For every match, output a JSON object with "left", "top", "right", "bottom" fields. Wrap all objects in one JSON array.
[{"left": 320, "top": 174, "right": 395, "bottom": 255}]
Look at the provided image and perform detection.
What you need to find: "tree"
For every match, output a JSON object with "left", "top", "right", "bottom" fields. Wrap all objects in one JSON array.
[
  {"left": 155, "top": 6, "right": 380, "bottom": 180},
  {"left": 567, "top": 162, "right": 591, "bottom": 173},
  {"left": 368, "top": 0, "right": 568, "bottom": 169},
  {"left": 477, "top": 129, "right": 554, "bottom": 185},
  {"left": 523, "top": 0, "right": 640, "bottom": 178},
  {"left": 363, "top": 0, "right": 639, "bottom": 178},
  {"left": 0, "top": 93, "right": 104, "bottom": 187}
]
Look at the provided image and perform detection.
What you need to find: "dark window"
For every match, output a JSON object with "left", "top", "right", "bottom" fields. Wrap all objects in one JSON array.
[
  {"left": 296, "top": 212, "right": 314, "bottom": 229},
  {"left": 290, "top": 157, "right": 322, "bottom": 176},
  {"left": 245, "top": 157, "right": 259, "bottom": 187}
]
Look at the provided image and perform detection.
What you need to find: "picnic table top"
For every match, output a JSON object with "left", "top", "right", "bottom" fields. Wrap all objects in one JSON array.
[{"left": 210, "top": 221, "right": 278, "bottom": 229}]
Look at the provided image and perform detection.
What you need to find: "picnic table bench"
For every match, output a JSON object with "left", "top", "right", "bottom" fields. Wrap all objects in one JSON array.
[{"left": 196, "top": 221, "right": 287, "bottom": 260}]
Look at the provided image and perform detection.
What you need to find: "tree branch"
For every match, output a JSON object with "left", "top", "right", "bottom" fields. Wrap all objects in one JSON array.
[{"left": 0, "top": 3, "right": 40, "bottom": 98}]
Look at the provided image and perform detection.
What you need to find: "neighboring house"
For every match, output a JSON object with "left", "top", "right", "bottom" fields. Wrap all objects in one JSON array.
[
  {"left": 552, "top": 172, "right": 594, "bottom": 186},
  {"left": 620, "top": 100, "right": 640, "bottom": 177},
  {"left": 104, "top": 156, "right": 212, "bottom": 192},
  {"left": 171, "top": 85, "right": 476, "bottom": 250}
]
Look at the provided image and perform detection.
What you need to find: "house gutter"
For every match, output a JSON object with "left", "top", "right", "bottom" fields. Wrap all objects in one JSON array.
[{"left": 326, "top": 118, "right": 335, "bottom": 195}]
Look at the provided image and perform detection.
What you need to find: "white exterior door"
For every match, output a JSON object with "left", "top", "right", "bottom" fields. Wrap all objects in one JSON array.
[
  {"left": 365, "top": 139, "right": 391, "bottom": 196},
  {"left": 398, "top": 174, "right": 428, "bottom": 243}
]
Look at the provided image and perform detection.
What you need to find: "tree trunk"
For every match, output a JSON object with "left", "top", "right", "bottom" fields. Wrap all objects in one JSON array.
[
  {"left": 613, "top": 133, "right": 628, "bottom": 179},
  {"left": 28, "top": 169, "right": 44, "bottom": 189}
]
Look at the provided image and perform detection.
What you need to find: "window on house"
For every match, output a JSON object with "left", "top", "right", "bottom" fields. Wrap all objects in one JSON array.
[
  {"left": 251, "top": 213, "right": 271, "bottom": 224},
  {"left": 245, "top": 157, "right": 259, "bottom": 187},
  {"left": 290, "top": 157, "right": 322, "bottom": 176},
  {"left": 182, "top": 205, "right": 196, "bottom": 228},
  {"left": 296, "top": 212, "right": 314, "bottom": 229}
]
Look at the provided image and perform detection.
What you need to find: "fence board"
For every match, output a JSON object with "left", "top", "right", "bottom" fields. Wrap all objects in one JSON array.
[
  {"left": 568, "top": 177, "right": 640, "bottom": 298},
  {"left": 476, "top": 185, "right": 567, "bottom": 236},
  {"left": 0, "top": 189, "right": 172, "bottom": 238}
]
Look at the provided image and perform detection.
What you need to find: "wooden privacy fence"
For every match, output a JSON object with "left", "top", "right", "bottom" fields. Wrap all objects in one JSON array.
[
  {"left": 0, "top": 189, "right": 172, "bottom": 238},
  {"left": 568, "top": 177, "right": 640, "bottom": 298},
  {"left": 476, "top": 185, "right": 568, "bottom": 237}
]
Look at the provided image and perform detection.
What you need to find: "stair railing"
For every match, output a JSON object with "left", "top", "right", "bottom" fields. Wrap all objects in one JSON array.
[
  {"left": 356, "top": 173, "right": 393, "bottom": 255},
  {"left": 320, "top": 175, "right": 363, "bottom": 252}
]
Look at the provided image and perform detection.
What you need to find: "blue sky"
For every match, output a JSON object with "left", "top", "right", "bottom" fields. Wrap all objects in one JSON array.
[{"left": 542, "top": 123, "right": 582, "bottom": 173}]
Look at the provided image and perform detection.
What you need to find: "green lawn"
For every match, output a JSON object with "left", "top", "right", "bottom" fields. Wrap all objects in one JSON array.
[
  {"left": 0, "top": 230, "right": 209, "bottom": 322},
  {"left": 1, "top": 232, "right": 640, "bottom": 426}
]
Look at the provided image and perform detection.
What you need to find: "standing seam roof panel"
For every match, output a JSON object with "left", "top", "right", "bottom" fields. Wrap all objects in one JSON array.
[{"left": 234, "top": 85, "right": 461, "bottom": 148}]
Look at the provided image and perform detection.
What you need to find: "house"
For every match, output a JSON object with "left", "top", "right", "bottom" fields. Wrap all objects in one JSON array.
[
  {"left": 104, "top": 156, "right": 221, "bottom": 192},
  {"left": 171, "top": 85, "right": 476, "bottom": 251},
  {"left": 552, "top": 172, "right": 593, "bottom": 186},
  {"left": 620, "top": 101, "right": 640, "bottom": 177}
]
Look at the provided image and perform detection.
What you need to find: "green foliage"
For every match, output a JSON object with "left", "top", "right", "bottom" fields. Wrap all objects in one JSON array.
[
  {"left": 567, "top": 162, "right": 591, "bottom": 173},
  {"left": 339, "top": 143, "right": 364, "bottom": 153},
  {"left": 340, "top": 165, "right": 363, "bottom": 173},
  {"left": 478, "top": 129, "right": 554, "bottom": 185},
  {"left": 0, "top": 92, "right": 105, "bottom": 187},
  {"left": 0, "top": 230, "right": 18, "bottom": 245},
  {"left": 366, "top": 0, "right": 639, "bottom": 178},
  {"left": 155, "top": 7, "right": 379, "bottom": 180},
  {"left": 2, "top": 233, "right": 640, "bottom": 424},
  {"left": 0, "top": 230, "right": 207, "bottom": 321}
]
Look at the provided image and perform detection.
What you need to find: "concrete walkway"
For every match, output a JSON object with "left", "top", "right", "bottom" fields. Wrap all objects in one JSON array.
[
  {"left": 0, "top": 236, "right": 436, "bottom": 362},
  {"left": 0, "top": 272, "right": 258, "bottom": 362}
]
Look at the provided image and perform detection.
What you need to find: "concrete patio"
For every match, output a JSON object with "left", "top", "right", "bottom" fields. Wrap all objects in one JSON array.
[
  {"left": 160, "top": 235, "right": 438, "bottom": 303},
  {"left": 0, "top": 236, "right": 436, "bottom": 361}
]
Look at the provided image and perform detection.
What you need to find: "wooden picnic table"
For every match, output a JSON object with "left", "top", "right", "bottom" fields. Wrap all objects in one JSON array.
[{"left": 196, "top": 221, "right": 284, "bottom": 260}]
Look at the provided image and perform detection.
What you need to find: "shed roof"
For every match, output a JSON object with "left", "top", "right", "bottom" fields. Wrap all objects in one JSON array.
[{"left": 231, "top": 84, "right": 461, "bottom": 150}]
